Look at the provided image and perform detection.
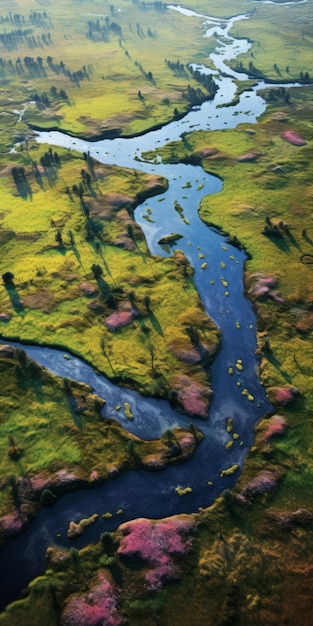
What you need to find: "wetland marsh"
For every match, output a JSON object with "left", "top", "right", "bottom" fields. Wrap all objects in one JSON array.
[{"left": 0, "top": 1, "right": 313, "bottom": 624}]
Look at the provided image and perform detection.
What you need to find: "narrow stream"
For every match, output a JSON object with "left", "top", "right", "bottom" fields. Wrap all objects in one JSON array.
[{"left": 0, "top": 3, "right": 300, "bottom": 611}]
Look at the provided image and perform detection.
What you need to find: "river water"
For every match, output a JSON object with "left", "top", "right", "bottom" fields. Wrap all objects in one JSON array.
[{"left": 0, "top": 4, "right": 291, "bottom": 610}]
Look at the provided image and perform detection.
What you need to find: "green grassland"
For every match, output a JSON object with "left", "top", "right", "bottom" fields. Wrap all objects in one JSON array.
[
  {"left": 0, "top": 347, "right": 203, "bottom": 539},
  {"left": 228, "top": 0, "right": 313, "bottom": 81},
  {"left": 0, "top": 146, "right": 220, "bottom": 402},
  {"left": 0, "top": 0, "right": 223, "bottom": 140}
]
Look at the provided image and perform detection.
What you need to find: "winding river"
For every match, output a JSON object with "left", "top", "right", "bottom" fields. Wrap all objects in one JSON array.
[{"left": 0, "top": 4, "right": 297, "bottom": 610}]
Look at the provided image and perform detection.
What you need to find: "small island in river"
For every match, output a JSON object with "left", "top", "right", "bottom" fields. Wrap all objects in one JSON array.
[{"left": 0, "top": 1, "right": 313, "bottom": 625}]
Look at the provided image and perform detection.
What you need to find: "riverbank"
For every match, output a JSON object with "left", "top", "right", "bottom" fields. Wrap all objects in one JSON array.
[
  {"left": 0, "top": 345, "right": 204, "bottom": 553},
  {"left": 0, "top": 145, "right": 221, "bottom": 411}
]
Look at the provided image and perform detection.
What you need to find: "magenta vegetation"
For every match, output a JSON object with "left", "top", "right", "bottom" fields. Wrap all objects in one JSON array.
[
  {"left": 248, "top": 272, "right": 284, "bottom": 303},
  {"left": 79, "top": 282, "right": 99, "bottom": 297},
  {"left": 238, "top": 470, "right": 279, "bottom": 503},
  {"left": 0, "top": 511, "right": 27, "bottom": 537},
  {"left": 263, "top": 415, "right": 287, "bottom": 441},
  {"left": 173, "top": 375, "right": 212, "bottom": 419},
  {"left": 61, "top": 573, "right": 121, "bottom": 626},
  {"left": 282, "top": 130, "right": 306, "bottom": 146},
  {"left": 117, "top": 517, "right": 195, "bottom": 591},
  {"left": 104, "top": 311, "right": 133, "bottom": 331},
  {"left": 267, "top": 385, "right": 300, "bottom": 405}
]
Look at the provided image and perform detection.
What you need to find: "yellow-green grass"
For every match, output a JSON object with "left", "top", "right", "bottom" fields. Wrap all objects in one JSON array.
[
  {"left": 228, "top": 1, "right": 313, "bottom": 81},
  {"left": 0, "top": 0, "right": 223, "bottom": 138},
  {"left": 0, "top": 354, "right": 80, "bottom": 517},
  {"left": 0, "top": 148, "right": 219, "bottom": 399}
]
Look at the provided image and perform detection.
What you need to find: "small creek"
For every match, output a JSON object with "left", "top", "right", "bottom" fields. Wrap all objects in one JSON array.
[{"left": 0, "top": 3, "right": 300, "bottom": 610}]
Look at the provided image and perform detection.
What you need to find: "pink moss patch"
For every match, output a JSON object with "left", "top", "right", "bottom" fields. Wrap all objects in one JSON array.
[
  {"left": 248, "top": 272, "right": 285, "bottom": 303},
  {"left": 61, "top": 572, "right": 121, "bottom": 626},
  {"left": 79, "top": 282, "right": 98, "bottom": 297},
  {"left": 117, "top": 517, "right": 194, "bottom": 591},
  {"left": 282, "top": 130, "right": 306, "bottom": 146},
  {"left": 269, "top": 290, "right": 285, "bottom": 304},
  {"left": 267, "top": 508, "right": 313, "bottom": 529},
  {"left": 267, "top": 385, "right": 300, "bottom": 405},
  {"left": 0, "top": 511, "right": 28, "bottom": 536},
  {"left": 104, "top": 311, "right": 133, "bottom": 331},
  {"left": 236, "top": 152, "right": 260, "bottom": 162},
  {"left": 170, "top": 346, "right": 202, "bottom": 364},
  {"left": 198, "top": 147, "right": 218, "bottom": 158},
  {"left": 248, "top": 272, "right": 277, "bottom": 298},
  {"left": 172, "top": 375, "right": 212, "bottom": 419},
  {"left": 28, "top": 469, "right": 82, "bottom": 499},
  {"left": 264, "top": 415, "right": 287, "bottom": 441},
  {"left": 239, "top": 470, "right": 278, "bottom": 501},
  {"left": 179, "top": 435, "right": 195, "bottom": 449},
  {"left": 89, "top": 470, "right": 100, "bottom": 482}
]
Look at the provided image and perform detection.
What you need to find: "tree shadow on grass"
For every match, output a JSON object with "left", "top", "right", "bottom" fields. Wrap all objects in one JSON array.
[
  {"left": 268, "top": 236, "right": 290, "bottom": 253},
  {"left": 4, "top": 284, "right": 25, "bottom": 315},
  {"left": 26, "top": 360, "right": 45, "bottom": 404},
  {"left": 303, "top": 232, "right": 313, "bottom": 246},
  {"left": 63, "top": 379, "right": 83, "bottom": 429},
  {"left": 87, "top": 182, "right": 97, "bottom": 198},
  {"left": 287, "top": 231, "right": 301, "bottom": 250},
  {"left": 91, "top": 240, "right": 115, "bottom": 282},
  {"left": 148, "top": 311, "right": 164, "bottom": 337},
  {"left": 266, "top": 350, "right": 293, "bottom": 384},
  {"left": 95, "top": 276, "right": 111, "bottom": 300},
  {"left": 72, "top": 244, "right": 85, "bottom": 270}
]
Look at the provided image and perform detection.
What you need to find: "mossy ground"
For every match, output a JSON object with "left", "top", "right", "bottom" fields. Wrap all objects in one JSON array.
[
  {"left": 228, "top": 0, "right": 313, "bottom": 81},
  {"left": 0, "top": 349, "right": 202, "bottom": 536},
  {"left": 0, "top": 0, "right": 222, "bottom": 140},
  {"left": 0, "top": 144, "right": 219, "bottom": 400}
]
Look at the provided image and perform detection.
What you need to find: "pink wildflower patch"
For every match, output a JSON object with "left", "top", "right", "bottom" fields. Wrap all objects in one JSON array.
[
  {"left": 89, "top": 470, "right": 100, "bottom": 482},
  {"left": 61, "top": 572, "right": 121, "bottom": 626},
  {"left": 173, "top": 375, "right": 211, "bottom": 418},
  {"left": 248, "top": 273, "right": 285, "bottom": 304},
  {"left": 0, "top": 512, "right": 28, "bottom": 536},
  {"left": 282, "top": 130, "right": 306, "bottom": 146},
  {"left": 29, "top": 474, "right": 51, "bottom": 494},
  {"left": 264, "top": 415, "right": 287, "bottom": 441},
  {"left": 241, "top": 471, "right": 278, "bottom": 499},
  {"left": 236, "top": 152, "right": 260, "bottom": 162},
  {"left": 198, "top": 147, "right": 218, "bottom": 158},
  {"left": 117, "top": 517, "right": 194, "bottom": 592},
  {"left": 179, "top": 435, "right": 194, "bottom": 449},
  {"left": 145, "top": 560, "right": 179, "bottom": 592},
  {"left": 105, "top": 311, "right": 133, "bottom": 331},
  {"left": 248, "top": 273, "right": 277, "bottom": 298},
  {"left": 173, "top": 348, "right": 202, "bottom": 364},
  {"left": 79, "top": 282, "right": 98, "bottom": 297},
  {"left": 268, "top": 290, "right": 285, "bottom": 304},
  {"left": 268, "top": 386, "right": 300, "bottom": 405}
]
